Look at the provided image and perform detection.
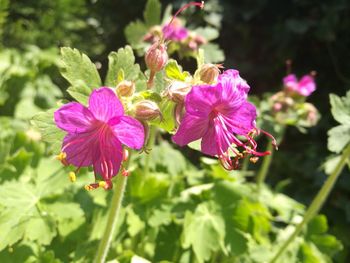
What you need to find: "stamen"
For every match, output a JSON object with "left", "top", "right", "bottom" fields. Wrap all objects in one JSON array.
[
  {"left": 122, "top": 168, "right": 129, "bottom": 177},
  {"left": 123, "top": 149, "right": 129, "bottom": 162},
  {"left": 56, "top": 152, "right": 68, "bottom": 166},
  {"left": 68, "top": 171, "right": 76, "bottom": 182},
  {"left": 250, "top": 157, "right": 259, "bottom": 163}
]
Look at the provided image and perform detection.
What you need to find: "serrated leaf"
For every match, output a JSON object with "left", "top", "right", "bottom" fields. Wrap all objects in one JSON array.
[
  {"left": 182, "top": 202, "right": 225, "bottom": 263},
  {"left": 201, "top": 43, "right": 225, "bottom": 63},
  {"left": 327, "top": 124, "right": 350, "bottom": 153},
  {"left": 165, "top": 59, "right": 190, "bottom": 81},
  {"left": 194, "top": 27, "right": 219, "bottom": 41},
  {"left": 125, "top": 20, "right": 148, "bottom": 47},
  {"left": 105, "top": 46, "right": 141, "bottom": 87},
  {"left": 31, "top": 109, "right": 65, "bottom": 154},
  {"left": 330, "top": 92, "right": 350, "bottom": 124},
  {"left": 60, "top": 47, "right": 102, "bottom": 105},
  {"left": 127, "top": 208, "right": 145, "bottom": 237},
  {"left": 143, "top": 0, "right": 161, "bottom": 26},
  {"left": 25, "top": 217, "right": 56, "bottom": 245}
]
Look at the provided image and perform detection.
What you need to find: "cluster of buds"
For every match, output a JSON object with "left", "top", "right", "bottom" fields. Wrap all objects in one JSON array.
[{"left": 269, "top": 69, "right": 319, "bottom": 128}]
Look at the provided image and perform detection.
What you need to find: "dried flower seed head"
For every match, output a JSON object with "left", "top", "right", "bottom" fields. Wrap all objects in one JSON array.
[
  {"left": 199, "top": 63, "right": 221, "bottom": 84},
  {"left": 116, "top": 80, "right": 135, "bottom": 97},
  {"left": 134, "top": 100, "right": 161, "bottom": 121}
]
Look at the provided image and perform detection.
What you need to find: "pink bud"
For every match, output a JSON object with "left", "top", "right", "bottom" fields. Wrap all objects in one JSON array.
[
  {"left": 199, "top": 64, "right": 221, "bottom": 84},
  {"left": 134, "top": 100, "right": 161, "bottom": 121},
  {"left": 145, "top": 42, "right": 168, "bottom": 73}
]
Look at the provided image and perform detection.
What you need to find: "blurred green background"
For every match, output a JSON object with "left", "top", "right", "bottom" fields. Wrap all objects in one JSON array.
[{"left": 1, "top": 0, "right": 349, "bottom": 262}]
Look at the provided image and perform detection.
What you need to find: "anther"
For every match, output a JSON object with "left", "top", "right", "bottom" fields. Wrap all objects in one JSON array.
[
  {"left": 123, "top": 149, "right": 129, "bottom": 162},
  {"left": 56, "top": 152, "right": 68, "bottom": 166},
  {"left": 69, "top": 171, "right": 76, "bottom": 182},
  {"left": 249, "top": 157, "right": 259, "bottom": 164}
]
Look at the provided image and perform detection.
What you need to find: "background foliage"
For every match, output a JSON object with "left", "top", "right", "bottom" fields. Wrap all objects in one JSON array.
[{"left": 0, "top": 0, "right": 349, "bottom": 262}]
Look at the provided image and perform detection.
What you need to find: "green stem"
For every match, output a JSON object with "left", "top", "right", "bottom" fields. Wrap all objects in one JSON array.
[
  {"left": 241, "top": 156, "right": 250, "bottom": 171},
  {"left": 270, "top": 143, "right": 350, "bottom": 263},
  {"left": 144, "top": 125, "right": 157, "bottom": 176},
  {"left": 93, "top": 170, "right": 129, "bottom": 263},
  {"left": 256, "top": 142, "right": 274, "bottom": 186}
]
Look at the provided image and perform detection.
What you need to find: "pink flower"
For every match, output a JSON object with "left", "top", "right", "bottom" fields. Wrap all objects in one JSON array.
[
  {"left": 54, "top": 87, "right": 144, "bottom": 189},
  {"left": 283, "top": 74, "right": 316, "bottom": 96},
  {"left": 172, "top": 70, "right": 276, "bottom": 170},
  {"left": 162, "top": 18, "right": 188, "bottom": 41}
]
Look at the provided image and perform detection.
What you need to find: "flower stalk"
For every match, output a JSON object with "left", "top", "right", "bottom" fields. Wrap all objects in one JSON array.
[
  {"left": 270, "top": 143, "right": 350, "bottom": 263},
  {"left": 93, "top": 156, "right": 131, "bottom": 263}
]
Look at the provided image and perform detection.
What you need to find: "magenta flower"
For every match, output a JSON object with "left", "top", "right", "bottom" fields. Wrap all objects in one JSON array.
[
  {"left": 172, "top": 69, "right": 275, "bottom": 170},
  {"left": 54, "top": 87, "right": 144, "bottom": 189},
  {"left": 162, "top": 18, "right": 188, "bottom": 41},
  {"left": 283, "top": 74, "right": 316, "bottom": 96}
]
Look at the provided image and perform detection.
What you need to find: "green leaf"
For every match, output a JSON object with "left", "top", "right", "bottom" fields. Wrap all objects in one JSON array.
[
  {"left": 310, "top": 234, "right": 343, "bottom": 256},
  {"left": 125, "top": 20, "right": 148, "bottom": 47},
  {"left": 150, "top": 99, "right": 176, "bottom": 132},
  {"left": 201, "top": 43, "right": 225, "bottom": 63},
  {"left": 194, "top": 27, "right": 219, "bottom": 41},
  {"left": 31, "top": 109, "right": 65, "bottom": 154},
  {"left": 165, "top": 59, "right": 190, "bottom": 81},
  {"left": 329, "top": 92, "right": 350, "bottom": 124},
  {"left": 25, "top": 217, "right": 56, "bottom": 245},
  {"left": 307, "top": 215, "right": 328, "bottom": 236},
  {"left": 225, "top": 228, "right": 249, "bottom": 256},
  {"left": 60, "top": 47, "right": 102, "bottom": 105},
  {"left": 105, "top": 46, "right": 141, "bottom": 87},
  {"left": 182, "top": 202, "right": 225, "bottom": 263},
  {"left": 0, "top": 182, "right": 40, "bottom": 250},
  {"left": 127, "top": 208, "right": 145, "bottom": 237},
  {"left": 143, "top": 0, "right": 161, "bottom": 26},
  {"left": 327, "top": 124, "right": 350, "bottom": 153}
]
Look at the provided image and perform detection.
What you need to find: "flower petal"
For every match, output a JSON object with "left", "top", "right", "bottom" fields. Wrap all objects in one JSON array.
[
  {"left": 184, "top": 84, "right": 220, "bottom": 117},
  {"left": 219, "top": 69, "right": 250, "bottom": 95},
  {"left": 88, "top": 87, "right": 124, "bottom": 122},
  {"left": 93, "top": 136, "right": 123, "bottom": 180},
  {"left": 298, "top": 75, "right": 316, "bottom": 96},
  {"left": 109, "top": 116, "right": 145, "bottom": 150},
  {"left": 62, "top": 132, "right": 95, "bottom": 167},
  {"left": 283, "top": 74, "right": 298, "bottom": 89},
  {"left": 172, "top": 113, "right": 209, "bottom": 146},
  {"left": 223, "top": 101, "right": 257, "bottom": 135},
  {"left": 54, "top": 102, "right": 94, "bottom": 133}
]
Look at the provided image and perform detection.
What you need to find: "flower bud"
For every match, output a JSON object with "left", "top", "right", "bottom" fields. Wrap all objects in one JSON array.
[
  {"left": 199, "top": 63, "right": 221, "bottom": 84},
  {"left": 134, "top": 100, "right": 161, "bottom": 121},
  {"left": 163, "top": 81, "right": 192, "bottom": 103},
  {"left": 145, "top": 42, "right": 168, "bottom": 73},
  {"left": 116, "top": 80, "right": 135, "bottom": 97}
]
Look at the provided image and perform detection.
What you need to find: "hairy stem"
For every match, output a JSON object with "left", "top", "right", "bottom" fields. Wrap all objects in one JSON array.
[
  {"left": 144, "top": 125, "right": 157, "bottom": 176},
  {"left": 93, "top": 161, "right": 130, "bottom": 263},
  {"left": 270, "top": 143, "right": 350, "bottom": 263}
]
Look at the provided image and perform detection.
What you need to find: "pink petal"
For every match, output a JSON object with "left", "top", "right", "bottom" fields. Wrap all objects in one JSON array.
[
  {"left": 109, "top": 116, "right": 145, "bottom": 150},
  {"left": 219, "top": 69, "right": 250, "bottom": 95},
  {"left": 201, "top": 123, "right": 230, "bottom": 156},
  {"left": 93, "top": 136, "right": 123, "bottom": 180},
  {"left": 223, "top": 102, "right": 257, "bottom": 135},
  {"left": 283, "top": 74, "right": 298, "bottom": 90},
  {"left": 62, "top": 131, "right": 96, "bottom": 167},
  {"left": 88, "top": 87, "right": 124, "bottom": 122},
  {"left": 172, "top": 113, "right": 209, "bottom": 146},
  {"left": 298, "top": 75, "right": 316, "bottom": 96},
  {"left": 54, "top": 102, "right": 94, "bottom": 133},
  {"left": 185, "top": 85, "right": 220, "bottom": 117}
]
